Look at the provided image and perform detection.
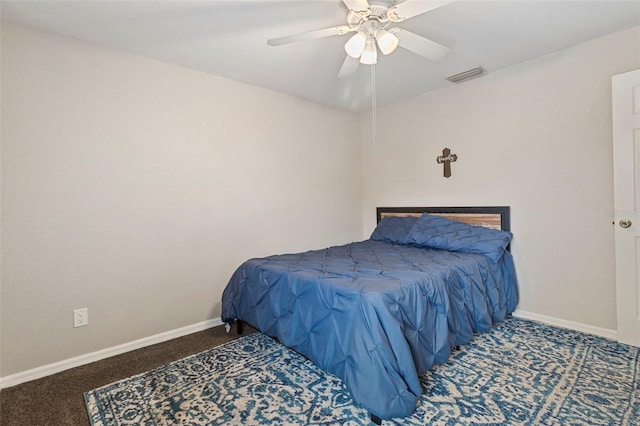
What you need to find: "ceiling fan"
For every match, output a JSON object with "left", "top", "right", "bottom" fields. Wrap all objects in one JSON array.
[{"left": 267, "top": 0, "right": 456, "bottom": 78}]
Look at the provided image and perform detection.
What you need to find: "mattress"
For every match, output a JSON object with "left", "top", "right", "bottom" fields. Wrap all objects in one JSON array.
[{"left": 221, "top": 239, "right": 518, "bottom": 420}]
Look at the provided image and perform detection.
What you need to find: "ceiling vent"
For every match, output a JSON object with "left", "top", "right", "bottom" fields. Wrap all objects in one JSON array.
[{"left": 447, "top": 66, "right": 487, "bottom": 84}]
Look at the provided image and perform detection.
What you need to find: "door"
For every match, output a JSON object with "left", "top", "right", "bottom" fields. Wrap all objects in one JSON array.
[{"left": 613, "top": 69, "right": 640, "bottom": 347}]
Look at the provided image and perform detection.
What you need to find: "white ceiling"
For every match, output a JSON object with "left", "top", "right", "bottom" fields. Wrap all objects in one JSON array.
[{"left": 2, "top": 0, "right": 639, "bottom": 111}]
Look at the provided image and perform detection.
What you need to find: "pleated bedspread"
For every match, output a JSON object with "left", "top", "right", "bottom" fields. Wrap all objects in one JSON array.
[{"left": 222, "top": 240, "right": 518, "bottom": 420}]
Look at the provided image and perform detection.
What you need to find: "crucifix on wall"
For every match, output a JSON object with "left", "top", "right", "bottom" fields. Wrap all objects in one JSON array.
[{"left": 436, "top": 148, "right": 458, "bottom": 178}]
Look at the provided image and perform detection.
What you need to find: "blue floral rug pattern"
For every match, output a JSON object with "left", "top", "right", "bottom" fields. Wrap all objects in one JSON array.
[{"left": 85, "top": 318, "right": 639, "bottom": 425}]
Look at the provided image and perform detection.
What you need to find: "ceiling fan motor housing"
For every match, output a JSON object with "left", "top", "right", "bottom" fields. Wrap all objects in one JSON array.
[{"left": 347, "top": 2, "right": 394, "bottom": 30}]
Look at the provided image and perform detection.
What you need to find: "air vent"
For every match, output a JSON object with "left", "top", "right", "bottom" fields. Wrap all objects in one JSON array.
[{"left": 447, "top": 66, "right": 487, "bottom": 84}]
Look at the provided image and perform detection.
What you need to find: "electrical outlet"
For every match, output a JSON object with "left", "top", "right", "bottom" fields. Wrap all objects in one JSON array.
[{"left": 73, "top": 308, "right": 88, "bottom": 328}]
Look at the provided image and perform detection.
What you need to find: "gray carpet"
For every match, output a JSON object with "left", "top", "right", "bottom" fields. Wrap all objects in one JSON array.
[
  {"left": 3, "top": 319, "right": 639, "bottom": 425},
  {"left": 0, "top": 323, "right": 254, "bottom": 426}
]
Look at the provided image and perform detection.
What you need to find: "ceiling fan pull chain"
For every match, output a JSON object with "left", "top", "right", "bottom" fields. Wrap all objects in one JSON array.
[{"left": 371, "top": 63, "right": 377, "bottom": 148}]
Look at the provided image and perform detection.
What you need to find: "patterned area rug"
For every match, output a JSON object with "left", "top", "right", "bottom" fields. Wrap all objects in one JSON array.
[{"left": 85, "top": 318, "right": 639, "bottom": 425}]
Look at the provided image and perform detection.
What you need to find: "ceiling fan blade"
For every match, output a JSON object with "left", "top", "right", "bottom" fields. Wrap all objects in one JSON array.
[
  {"left": 342, "top": 0, "right": 370, "bottom": 13},
  {"left": 338, "top": 56, "right": 359, "bottom": 79},
  {"left": 388, "top": 0, "right": 457, "bottom": 22},
  {"left": 393, "top": 28, "right": 450, "bottom": 61},
  {"left": 267, "top": 25, "right": 351, "bottom": 46}
]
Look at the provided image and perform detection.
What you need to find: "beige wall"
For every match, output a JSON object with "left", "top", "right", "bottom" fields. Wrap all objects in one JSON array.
[
  {"left": 0, "top": 22, "right": 361, "bottom": 376},
  {"left": 2, "top": 19, "right": 639, "bottom": 379},
  {"left": 361, "top": 26, "right": 640, "bottom": 332},
  {"left": 0, "top": 8, "right": 4, "bottom": 377}
]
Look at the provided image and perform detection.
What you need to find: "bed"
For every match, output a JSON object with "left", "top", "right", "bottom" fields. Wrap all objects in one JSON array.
[{"left": 221, "top": 206, "right": 518, "bottom": 422}]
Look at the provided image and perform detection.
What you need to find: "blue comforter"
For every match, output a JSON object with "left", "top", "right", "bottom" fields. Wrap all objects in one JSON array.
[{"left": 221, "top": 240, "right": 518, "bottom": 420}]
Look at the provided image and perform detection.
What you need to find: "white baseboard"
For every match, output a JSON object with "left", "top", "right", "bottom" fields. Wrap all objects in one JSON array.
[
  {"left": 0, "top": 313, "right": 618, "bottom": 390},
  {"left": 0, "top": 317, "right": 223, "bottom": 390},
  {"left": 512, "top": 309, "right": 617, "bottom": 341}
]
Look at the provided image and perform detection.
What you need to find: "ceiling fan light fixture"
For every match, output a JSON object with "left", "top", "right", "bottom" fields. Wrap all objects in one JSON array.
[
  {"left": 375, "top": 29, "right": 398, "bottom": 55},
  {"left": 360, "top": 38, "right": 378, "bottom": 65},
  {"left": 344, "top": 32, "right": 367, "bottom": 58}
]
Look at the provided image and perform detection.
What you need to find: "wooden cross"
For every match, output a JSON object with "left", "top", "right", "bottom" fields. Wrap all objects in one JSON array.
[{"left": 436, "top": 148, "right": 457, "bottom": 178}]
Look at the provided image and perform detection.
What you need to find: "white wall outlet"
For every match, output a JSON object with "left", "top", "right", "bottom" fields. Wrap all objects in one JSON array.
[{"left": 73, "top": 308, "right": 88, "bottom": 328}]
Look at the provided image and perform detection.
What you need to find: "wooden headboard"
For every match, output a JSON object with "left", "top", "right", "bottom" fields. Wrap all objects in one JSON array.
[{"left": 376, "top": 206, "right": 510, "bottom": 231}]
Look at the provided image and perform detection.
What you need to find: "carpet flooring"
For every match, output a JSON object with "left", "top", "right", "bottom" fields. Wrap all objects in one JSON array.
[
  {"left": 2, "top": 319, "right": 638, "bottom": 425},
  {"left": 0, "top": 323, "right": 255, "bottom": 426}
]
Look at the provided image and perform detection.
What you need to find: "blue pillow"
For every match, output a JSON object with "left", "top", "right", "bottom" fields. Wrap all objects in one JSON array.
[
  {"left": 370, "top": 216, "right": 418, "bottom": 245},
  {"left": 407, "top": 213, "right": 512, "bottom": 261}
]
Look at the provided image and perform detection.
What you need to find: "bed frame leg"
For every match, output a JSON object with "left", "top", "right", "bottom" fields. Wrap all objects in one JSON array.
[
  {"left": 370, "top": 413, "right": 382, "bottom": 425},
  {"left": 236, "top": 320, "right": 243, "bottom": 335}
]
